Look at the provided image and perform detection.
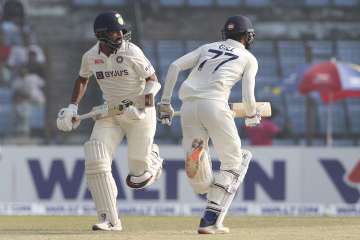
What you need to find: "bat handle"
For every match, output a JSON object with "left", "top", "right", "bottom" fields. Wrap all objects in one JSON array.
[
  {"left": 78, "top": 113, "right": 94, "bottom": 121},
  {"left": 173, "top": 111, "right": 180, "bottom": 117}
]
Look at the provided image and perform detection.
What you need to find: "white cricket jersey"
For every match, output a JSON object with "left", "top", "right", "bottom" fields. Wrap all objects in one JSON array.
[
  {"left": 79, "top": 42, "right": 155, "bottom": 105},
  {"left": 161, "top": 39, "right": 258, "bottom": 116}
]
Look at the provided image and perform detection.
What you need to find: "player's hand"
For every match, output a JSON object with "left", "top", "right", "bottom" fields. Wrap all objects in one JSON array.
[
  {"left": 245, "top": 112, "right": 261, "bottom": 127},
  {"left": 123, "top": 105, "right": 146, "bottom": 120},
  {"left": 56, "top": 104, "right": 80, "bottom": 131},
  {"left": 157, "top": 102, "right": 174, "bottom": 126}
]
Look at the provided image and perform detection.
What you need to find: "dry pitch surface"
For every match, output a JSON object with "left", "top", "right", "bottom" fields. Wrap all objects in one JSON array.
[{"left": 0, "top": 216, "right": 359, "bottom": 240}]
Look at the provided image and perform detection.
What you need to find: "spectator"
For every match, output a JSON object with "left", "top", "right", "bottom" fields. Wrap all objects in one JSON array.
[
  {"left": 244, "top": 108, "right": 280, "bottom": 146},
  {"left": 7, "top": 32, "right": 45, "bottom": 77},
  {"left": 11, "top": 66, "right": 45, "bottom": 136},
  {"left": 0, "top": 29, "right": 11, "bottom": 85},
  {"left": 12, "top": 86, "right": 31, "bottom": 136},
  {"left": 0, "top": 0, "right": 34, "bottom": 46}
]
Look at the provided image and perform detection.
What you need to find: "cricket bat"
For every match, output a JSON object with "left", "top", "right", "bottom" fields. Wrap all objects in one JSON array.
[
  {"left": 173, "top": 102, "right": 271, "bottom": 118},
  {"left": 77, "top": 93, "right": 154, "bottom": 121}
]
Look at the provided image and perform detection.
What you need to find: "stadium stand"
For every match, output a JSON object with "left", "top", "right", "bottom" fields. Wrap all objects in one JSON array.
[{"left": 5, "top": 0, "right": 359, "bottom": 145}]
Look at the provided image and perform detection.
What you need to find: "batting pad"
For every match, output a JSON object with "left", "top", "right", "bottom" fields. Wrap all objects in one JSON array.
[
  {"left": 206, "top": 149, "right": 252, "bottom": 226},
  {"left": 84, "top": 140, "right": 119, "bottom": 226}
]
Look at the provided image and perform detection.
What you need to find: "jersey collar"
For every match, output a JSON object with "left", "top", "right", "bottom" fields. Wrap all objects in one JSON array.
[{"left": 225, "top": 39, "right": 245, "bottom": 49}]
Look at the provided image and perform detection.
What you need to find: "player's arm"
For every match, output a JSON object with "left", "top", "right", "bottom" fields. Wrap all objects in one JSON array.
[
  {"left": 160, "top": 48, "right": 201, "bottom": 103},
  {"left": 158, "top": 48, "right": 201, "bottom": 125},
  {"left": 131, "top": 45, "right": 161, "bottom": 97},
  {"left": 71, "top": 76, "right": 90, "bottom": 105},
  {"left": 57, "top": 53, "right": 92, "bottom": 132},
  {"left": 242, "top": 54, "right": 260, "bottom": 127}
]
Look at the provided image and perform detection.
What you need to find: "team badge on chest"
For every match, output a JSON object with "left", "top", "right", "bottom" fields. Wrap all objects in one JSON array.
[{"left": 116, "top": 56, "right": 123, "bottom": 64}]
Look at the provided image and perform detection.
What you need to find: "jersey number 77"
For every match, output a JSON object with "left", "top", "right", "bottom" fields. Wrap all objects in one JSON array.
[{"left": 198, "top": 49, "right": 239, "bottom": 73}]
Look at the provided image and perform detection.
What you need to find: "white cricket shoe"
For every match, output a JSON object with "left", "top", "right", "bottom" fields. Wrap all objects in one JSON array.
[
  {"left": 198, "top": 225, "right": 230, "bottom": 234},
  {"left": 197, "top": 210, "right": 230, "bottom": 234},
  {"left": 92, "top": 221, "right": 122, "bottom": 231}
]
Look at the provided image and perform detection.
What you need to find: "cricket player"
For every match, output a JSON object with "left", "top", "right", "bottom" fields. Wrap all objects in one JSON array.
[
  {"left": 56, "top": 11, "right": 163, "bottom": 231},
  {"left": 158, "top": 15, "right": 261, "bottom": 234}
]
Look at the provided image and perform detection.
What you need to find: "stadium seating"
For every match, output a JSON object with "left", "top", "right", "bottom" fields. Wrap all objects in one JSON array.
[
  {"left": 216, "top": 0, "right": 242, "bottom": 7},
  {"left": 188, "top": 0, "right": 213, "bottom": 6},
  {"left": 102, "top": 0, "right": 125, "bottom": 5},
  {"left": 245, "top": 0, "right": 270, "bottom": 7},
  {"left": 160, "top": 0, "right": 185, "bottom": 6},
  {"left": 0, "top": 104, "right": 12, "bottom": 136},
  {"left": 317, "top": 102, "right": 347, "bottom": 135},
  {"left": 305, "top": 0, "right": 330, "bottom": 6},
  {"left": 30, "top": 105, "right": 45, "bottom": 130},
  {"left": 24, "top": 1, "right": 360, "bottom": 145},
  {"left": 73, "top": 0, "right": 98, "bottom": 5},
  {"left": 0, "top": 88, "right": 12, "bottom": 104},
  {"left": 337, "top": 41, "right": 360, "bottom": 64},
  {"left": 347, "top": 99, "right": 360, "bottom": 134},
  {"left": 334, "top": 0, "right": 358, "bottom": 6}
]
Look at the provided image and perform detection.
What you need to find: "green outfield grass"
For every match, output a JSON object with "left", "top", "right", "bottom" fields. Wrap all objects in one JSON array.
[{"left": 0, "top": 216, "right": 359, "bottom": 240}]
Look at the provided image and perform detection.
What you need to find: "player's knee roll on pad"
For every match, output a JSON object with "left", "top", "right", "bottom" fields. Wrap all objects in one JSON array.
[
  {"left": 185, "top": 139, "right": 214, "bottom": 194},
  {"left": 84, "top": 140, "right": 120, "bottom": 229},
  {"left": 198, "top": 150, "right": 252, "bottom": 233},
  {"left": 126, "top": 144, "right": 163, "bottom": 189}
]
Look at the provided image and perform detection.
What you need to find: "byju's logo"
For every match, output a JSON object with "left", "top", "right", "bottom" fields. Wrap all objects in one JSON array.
[{"left": 320, "top": 159, "right": 360, "bottom": 203}]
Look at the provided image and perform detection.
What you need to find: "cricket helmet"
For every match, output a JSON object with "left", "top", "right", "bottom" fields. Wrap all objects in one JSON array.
[
  {"left": 222, "top": 15, "right": 255, "bottom": 48},
  {"left": 93, "top": 11, "right": 131, "bottom": 50}
]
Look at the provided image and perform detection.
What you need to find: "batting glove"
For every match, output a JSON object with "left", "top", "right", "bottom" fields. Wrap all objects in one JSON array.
[
  {"left": 245, "top": 112, "right": 261, "bottom": 127},
  {"left": 157, "top": 102, "right": 174, "bottom": 126},
  {"left": 56, "top": 104, "right": 80, "bottom": 132}
]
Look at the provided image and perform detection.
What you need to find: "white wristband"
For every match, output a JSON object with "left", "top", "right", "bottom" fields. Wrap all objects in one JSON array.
[{"left": 68, "top": 104, "right": 78, "bottom": 112}]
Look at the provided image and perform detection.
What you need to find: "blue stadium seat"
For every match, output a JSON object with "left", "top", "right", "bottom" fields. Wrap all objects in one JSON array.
[
  {"left": 334, "top": 0, "right": 358, "bottom": 6},
  {"left": 160, "top": 0, "right": 185, "bottom": 6},
  {"left": 101, "top": 0, "right": 125, "bottom": 5},
  {"left": 0, "top": 104, "right": 13, "bottom": 135},
  {"left": 185, "top": 40, "right": 206, "bottom": 52},
  {"left": 257, "top": 57, "right": 279, "bottom": 77},
  {"left": 317, "top": 102, "right": 346, "bottom": 135},
  {"left": 216, "top": 0, "right": 242, "bottom": 6},
  {"left": 157, "top": 40, "right": 185, "bottom": 79},
  {"left": 278, "top": 41, "right": 306, "bottom": 77},
  {"left": 347, "top": 99, "right": 360, "bottom": 134},
  {"left": 333, "top": 139, "right": 354, "bottom": 146},
  {"left": 285, "top": 94, "right": 306, "bottom": 134},
  {"left": 252, "top": 40, "right": 275, "bottom": 56},
  {"left": 245, "top": 0, "right": 270, "bottom": 6},
  {"left": 337, "top": 41, "right": 360, "bottom": 64},
  {"left": 308, "top": 40, "right": 333, "bottom": 60},
  {"left": 0, "top": 88, "right": 12, "bottom": 104},
  {"left": 305, "top": 0, "right": 330, "bottom": 6},
  {"left": 73, "top": 0, "right": 98, "bottom": 6},
  {"left": 272, "top": 139, "right": 295, "bottom": 146},
  {"left": 30, "top": 105, "right": 45, "bottom": 129},
  {"left": 188, "top": 0, "right": 213, "bottom": 6},
  {"left": 141, "top": 40, "right": 158, "bottom": 70}
]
